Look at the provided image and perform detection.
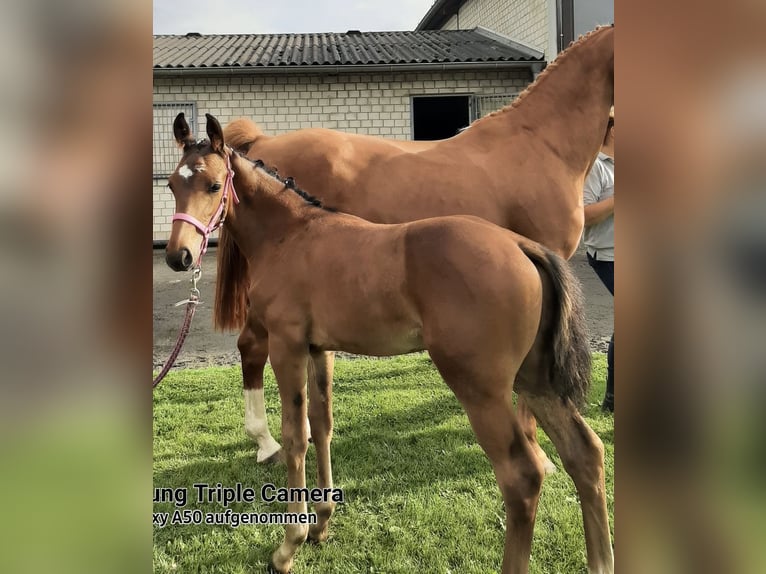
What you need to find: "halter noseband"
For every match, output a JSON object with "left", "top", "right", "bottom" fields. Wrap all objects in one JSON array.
[{"left": 172, "top": 152, "right": 239, "bottom": 264}]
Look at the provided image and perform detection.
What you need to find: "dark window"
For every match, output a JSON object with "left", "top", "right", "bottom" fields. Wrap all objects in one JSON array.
[
  {"left": 412, "top": 96, "right": 470, "bottom": 140},
  {"left": 558, "top": 0, "right": 575, "bottom": 52}
]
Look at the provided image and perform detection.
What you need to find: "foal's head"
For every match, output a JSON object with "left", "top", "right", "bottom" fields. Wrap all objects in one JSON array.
[{"left": 165, "top": 113, "right": 234, "bottom": 271}]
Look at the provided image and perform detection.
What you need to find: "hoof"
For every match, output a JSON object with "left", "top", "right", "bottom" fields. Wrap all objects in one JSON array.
[
  {"left": 261, "top": 448, "right": 284, "bottom": 465},
  {"left": 307, "top": 531, "right": 328, "bottom": 545},
  {"left": 266, "top": 561, "right": 290, "bottom": 574}
]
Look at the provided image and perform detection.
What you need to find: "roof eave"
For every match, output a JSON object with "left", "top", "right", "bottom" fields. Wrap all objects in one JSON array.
[{"left": 153, "top": 60, "right": 543, "bottom": 77}]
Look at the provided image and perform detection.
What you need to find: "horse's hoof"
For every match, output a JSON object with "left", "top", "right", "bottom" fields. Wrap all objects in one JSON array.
[
  {"left": 267, "top": 560, "right": 291, "bottom": 574},
  {"left": 260, "top": 448, "right": 284, "bottom": 465},
  {"left": 308, "top": 526, "right": 329, "bottom": 544}
]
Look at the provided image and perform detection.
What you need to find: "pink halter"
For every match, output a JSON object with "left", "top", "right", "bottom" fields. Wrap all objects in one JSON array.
[{"left": 172, "top": 152, "right": 239, "bottom": 265}]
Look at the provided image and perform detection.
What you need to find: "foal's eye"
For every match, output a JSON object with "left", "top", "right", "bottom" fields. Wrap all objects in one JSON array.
[{"left": 209, "top": 183, "right": 222, "bottom": 193}]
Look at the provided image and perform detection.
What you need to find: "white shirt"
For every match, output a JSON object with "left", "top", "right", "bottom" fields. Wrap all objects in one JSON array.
[{"left": 582, "top": 151, "right": 614, "bottom": 261}]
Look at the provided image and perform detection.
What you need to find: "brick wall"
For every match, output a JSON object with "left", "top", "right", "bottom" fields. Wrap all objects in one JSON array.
[
  {"left": 442, "top": 0, "right": 550, "bottom": 55},
  {"left": 153, "top": 68, "right": 530, "bottom": 241}
]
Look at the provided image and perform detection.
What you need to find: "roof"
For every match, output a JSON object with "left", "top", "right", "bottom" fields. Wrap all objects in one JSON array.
[
  {"left": 153, "top": 28, "right": 543, "bottom": 74},
  {"left": 416, "top": 0, "right": 465, "bottom": 30}
]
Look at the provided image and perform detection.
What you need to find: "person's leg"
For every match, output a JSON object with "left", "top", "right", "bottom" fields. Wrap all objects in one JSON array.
[
  {"left": 603, "top": 333, "right": 614, "bottom": 412},
  {"left": 587, "top": 252, "right": 614, "bottom": 296},
  {"left": 587, "top": 252, "right": 614, "bottom": 411}
]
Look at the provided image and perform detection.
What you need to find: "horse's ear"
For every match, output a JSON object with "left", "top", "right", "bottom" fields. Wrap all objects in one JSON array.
[
  {"left": 173, "top": 113, "right": 193, "bottom": 147},
  {"left": 206, "top": 113, "right": 225, "bottom": 153}
]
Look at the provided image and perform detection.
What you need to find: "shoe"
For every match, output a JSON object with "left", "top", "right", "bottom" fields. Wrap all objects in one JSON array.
[{"left": 601, "top": 393, "right": 614, "bottom": 413}]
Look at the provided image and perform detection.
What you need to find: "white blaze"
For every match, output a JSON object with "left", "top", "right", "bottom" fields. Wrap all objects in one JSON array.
[{"left": 178, "top": 165, "right": 193, "bottom": 179}]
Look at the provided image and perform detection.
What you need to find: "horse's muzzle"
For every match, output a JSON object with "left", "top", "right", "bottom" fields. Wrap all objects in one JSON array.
[{"left": 166, "top": 247, "right": 194, "bottom": 272}]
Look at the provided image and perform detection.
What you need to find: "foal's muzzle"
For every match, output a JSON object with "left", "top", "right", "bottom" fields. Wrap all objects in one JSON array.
[{"left": 166, "top": 248, "right": 194, "bottom": 272}]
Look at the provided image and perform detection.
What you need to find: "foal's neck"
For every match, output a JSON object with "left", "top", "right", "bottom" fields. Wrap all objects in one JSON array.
[{"left": 228, "top": 159, "right": 324, "bottom": 243}]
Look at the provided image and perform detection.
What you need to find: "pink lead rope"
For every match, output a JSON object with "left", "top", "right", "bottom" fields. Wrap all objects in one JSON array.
[{"left": 153, "top": 152, "right": 238, "bottom": 389}]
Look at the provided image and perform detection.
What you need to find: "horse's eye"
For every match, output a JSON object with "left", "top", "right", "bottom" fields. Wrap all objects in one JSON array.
[{"left": 209, "top": 183, "right": 222, "bottom": 193}]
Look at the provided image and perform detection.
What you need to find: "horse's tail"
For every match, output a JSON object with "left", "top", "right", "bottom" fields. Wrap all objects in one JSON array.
[
  {"left": 519, "top": 240, "right": 591, "bottom": 408},
  {"left": 213, "top": 225, "right": 250, "bottom": 332},
  {"left": 223, "top": 118, "right": 265, "bottom": 154}
]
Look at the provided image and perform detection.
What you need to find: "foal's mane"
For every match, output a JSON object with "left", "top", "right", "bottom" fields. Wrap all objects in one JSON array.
[
  {"left": 473, "top": 24, "right": 614, "bottom": 127},
  {"left": 237, "top": 153, "right": 336, "bottom": 212}
]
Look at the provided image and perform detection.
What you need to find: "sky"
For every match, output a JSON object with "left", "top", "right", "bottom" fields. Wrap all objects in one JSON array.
[{"left": 154, "top": 0, "right": 439, "bottom": 35}]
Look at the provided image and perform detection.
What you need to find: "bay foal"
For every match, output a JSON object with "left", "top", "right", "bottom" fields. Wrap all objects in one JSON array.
[{"left": 165, "top": 113, "right": 613, "bottom": 574}]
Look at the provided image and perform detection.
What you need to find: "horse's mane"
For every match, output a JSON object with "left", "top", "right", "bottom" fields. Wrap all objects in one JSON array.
[
  {"left": 473, "top": 24, "right": 614, "bottom": 126},
  {"left": 238, "top": 154, "right": 335, "bottom": 212},
  {"left": 224, "top": 118, "right": 264, "bottom": 153}
]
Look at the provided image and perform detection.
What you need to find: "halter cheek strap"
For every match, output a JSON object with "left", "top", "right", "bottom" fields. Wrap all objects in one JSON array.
[{"left": 172, "top": 152, "right": 239, "bottom": 264}]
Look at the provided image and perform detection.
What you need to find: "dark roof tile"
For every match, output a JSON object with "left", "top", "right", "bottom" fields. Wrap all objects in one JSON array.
[{"left": 153, "top": 29, "right": 543, "bottom": 71}]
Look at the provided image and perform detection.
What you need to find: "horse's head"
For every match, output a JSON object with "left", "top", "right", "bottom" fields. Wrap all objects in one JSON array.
[{"left": 165, "top": 113, "right": 236, "bottom": 271}]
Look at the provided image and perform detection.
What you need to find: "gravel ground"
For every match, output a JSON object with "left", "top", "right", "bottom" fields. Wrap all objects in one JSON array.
[{"left": 153, "top": 245, "right": 613, "bottom": 369}]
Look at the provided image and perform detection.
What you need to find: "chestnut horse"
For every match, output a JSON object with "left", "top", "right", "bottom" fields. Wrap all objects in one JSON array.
[
  {"left": 165, "top": 113, "right": 613, "bottom": 574},
  {"left": 215, "top": 25, "right": 614, "bottom": 471}
]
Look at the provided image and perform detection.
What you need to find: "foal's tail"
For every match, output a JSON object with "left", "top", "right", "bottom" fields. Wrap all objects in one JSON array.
[
  {"left": 223, "top": 118, "right": 265, "bottom": 154},
  {"left": 213, "top": 225, "right": 250, "bottom": 332},
  {"left": 519, "top": 241, "right": 591, "bottom": 408}
]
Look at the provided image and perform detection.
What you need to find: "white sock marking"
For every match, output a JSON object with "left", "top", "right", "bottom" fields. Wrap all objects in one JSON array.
[{"left": 244, "top": 388, "right": 282, "bottom": 462}]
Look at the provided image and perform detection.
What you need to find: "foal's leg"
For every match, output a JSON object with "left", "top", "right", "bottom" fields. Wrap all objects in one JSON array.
[
  {"left": 239, "top": 324, "right": 282, "bottom": 463},
  {"left": 268, "top": 339, "right": 310, "bottom": 574},
  {"left": 304, "top": 351, "right": 335, "bottom": 443},
  {"left": 307, "top": 350, "right": 336, "bottom": 542},
  {"left": 444, "top": 377, "right": 544, "bottom": 574},
  {"left": 517, "top": 396, "right": 557, "bottom": 474},
  {"left": 524, "top": 394, "right": 614, "bottom": 574}
]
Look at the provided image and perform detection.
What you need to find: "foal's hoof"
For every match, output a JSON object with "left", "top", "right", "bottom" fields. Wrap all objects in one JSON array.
[
  {"left": 307, "top": 529, "right": 329, "bottom": 545},
  {"left": 261, "top": 448, "right": 284, "bottom": 465},
  {"left": 267, "top": 560, "right": 291, "bottom": 574}
]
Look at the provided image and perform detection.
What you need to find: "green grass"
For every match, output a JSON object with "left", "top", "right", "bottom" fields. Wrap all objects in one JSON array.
[{"left": 154, "top": 354, "right": 613, "bottom": 573}]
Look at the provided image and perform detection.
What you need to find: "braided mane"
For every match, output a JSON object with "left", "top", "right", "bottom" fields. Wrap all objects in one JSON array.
[
  {"left": 238, "top": 153, "right": 335, "bottom": 212},
  {"left": 473, "top": 24, "right": 614, "bottom": 126}
]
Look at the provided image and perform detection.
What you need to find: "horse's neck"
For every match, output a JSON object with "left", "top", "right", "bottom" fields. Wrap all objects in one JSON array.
[
  {"left": 472, "top": 32, "right": 613, "bottom": 177},
  {"left": 230, "top": 172, "right": 312, "bottom": 242}
]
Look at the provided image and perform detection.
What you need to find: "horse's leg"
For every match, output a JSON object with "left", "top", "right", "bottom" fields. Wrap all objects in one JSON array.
[
  {"left": 304, "top": 351, "right": 335, "bottom": 443},
  {"left": 268, "top": 339, "right": 310, "bottom": 574},
  {"left": 437, "top": 361, "right": 544, "bottom": 574},
  {"left": 307, "top": 350, "right": 336, "bottom": 543},
  {"left": 239, "top": 323, "right": 282, "bottom": 464},
  {"left": 524, "top": 394, "right": 614, "bottom": 574},
  {"left": 517, "top": 395, "right": 557, "bottom": 474}
]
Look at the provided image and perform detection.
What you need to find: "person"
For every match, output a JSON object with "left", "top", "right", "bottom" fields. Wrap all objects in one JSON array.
[{"left": 583, "top": 108, "right": 615, "bottom": 412}]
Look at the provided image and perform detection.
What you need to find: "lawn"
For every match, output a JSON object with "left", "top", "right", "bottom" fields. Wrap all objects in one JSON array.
[{"left": 153, "top": 353, "right": 613, "bottom": 574}]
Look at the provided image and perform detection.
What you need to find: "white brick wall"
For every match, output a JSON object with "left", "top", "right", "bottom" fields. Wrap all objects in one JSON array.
[
  {"left": 153, "top": 68, "right": 530, "bottom": 241},
  {"left": 442, "top": 0, "right": 550, "bottom": 55}
]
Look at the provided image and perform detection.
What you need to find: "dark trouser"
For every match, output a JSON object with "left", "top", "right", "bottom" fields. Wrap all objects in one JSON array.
[{"left": 587, "top": 252, "right": 614, "bottom": 405}]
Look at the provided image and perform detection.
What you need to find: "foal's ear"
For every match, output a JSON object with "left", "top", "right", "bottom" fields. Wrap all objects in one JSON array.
[
  {"left": 173, "top": 113, "right": 193, "bottom": 147},
  {"left": 206, "top": 113, "right": 225, "bottom": 154}
]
